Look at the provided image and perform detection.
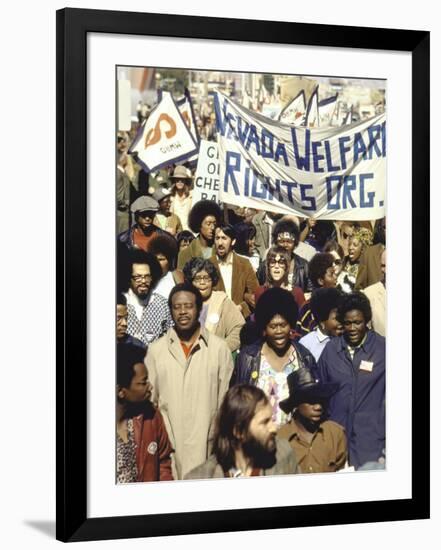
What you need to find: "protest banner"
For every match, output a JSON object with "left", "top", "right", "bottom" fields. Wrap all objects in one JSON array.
[
  {"left": 319, "top": 94, "right": 338, "bottom": 127},
  {"left": 278, "top": 90, "right": 306, "bottom": 126},
  {"left": 176, "top": 89, "right": 200, "bottom": 164},
  {"left": 129, "top": 91, "right": 198, "bottom": 172},
  {"left": 261, "top": 103, "right": 282, "bottom": 120},
  {"left": 214, "top": 90, "right": 386, "bottom": 221},
  {"left": 305, "top": 86, "right": 320, "bottom": 127},
  {"left": 192, "top": 140, "right": 221, "bottom": 205}
]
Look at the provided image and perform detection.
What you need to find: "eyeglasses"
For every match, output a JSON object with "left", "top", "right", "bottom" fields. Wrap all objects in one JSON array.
[
  {"left": 193, "top": 275, "right": 212, "bottom": 283},
  {"left": 132, "top": 274, "right": 152, "bottom": 282},
  {"left": 269, "top": 260, "right": 286, "bottom": 267}
]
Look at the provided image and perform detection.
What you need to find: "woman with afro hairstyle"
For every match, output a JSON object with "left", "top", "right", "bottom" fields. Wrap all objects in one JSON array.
[
  {"left": 231, "top": 287, "right": 317, "bottom": 427},
  {"left": 177, "top": 199, "right": 222, "bottom": 270}
]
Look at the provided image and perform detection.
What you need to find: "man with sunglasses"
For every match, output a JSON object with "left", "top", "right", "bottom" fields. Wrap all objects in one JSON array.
[{"left": 123, "top": 249, "right": 173, "bottom": 348}]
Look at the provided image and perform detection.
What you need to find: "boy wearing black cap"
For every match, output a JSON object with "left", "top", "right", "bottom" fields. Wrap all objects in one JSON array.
[{"left": 277, "top": 368, "right": 347, "bottom": 473}]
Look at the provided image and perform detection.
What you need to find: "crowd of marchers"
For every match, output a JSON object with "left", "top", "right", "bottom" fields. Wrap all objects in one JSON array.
[{"left": 116, "top": 133, "right": 386, "bottom": 482}]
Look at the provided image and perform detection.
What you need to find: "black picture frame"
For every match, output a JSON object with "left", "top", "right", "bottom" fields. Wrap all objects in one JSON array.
[{"left": 56, "top": 8, "right": 430, "bottom": 543}]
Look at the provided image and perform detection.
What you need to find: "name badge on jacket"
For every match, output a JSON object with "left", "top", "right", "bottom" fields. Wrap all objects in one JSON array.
[{"left": 359, "top": 360, "right": 374, "bottom": 372}]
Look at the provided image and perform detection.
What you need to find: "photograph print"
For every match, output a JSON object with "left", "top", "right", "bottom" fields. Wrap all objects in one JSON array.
[{"left": 115, "top": 64, "right": 386, "bottom": 483}]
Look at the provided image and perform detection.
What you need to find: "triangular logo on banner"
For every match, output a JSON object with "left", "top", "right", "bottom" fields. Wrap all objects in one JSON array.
[
  {"left": 129, "top": 91, "right": 198, "bottom": 172},
  {"left": 278, "top": 90, "right": 306, "bottom": 126}
]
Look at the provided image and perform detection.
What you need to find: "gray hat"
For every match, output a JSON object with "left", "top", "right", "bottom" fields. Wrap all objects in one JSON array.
[
  {"left": 152, "top": 187, "right": 171, "bottom": 204},
  {"left": 130, "top": 195, "right": 159, "bottom": 213},
  {"left": 170, "top": 165, "right": 192, "bottom": 180}
]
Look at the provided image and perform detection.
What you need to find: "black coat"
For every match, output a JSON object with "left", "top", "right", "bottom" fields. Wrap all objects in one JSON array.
[{"left": 231, "top": 338, "right": 318, "bottom": 387}]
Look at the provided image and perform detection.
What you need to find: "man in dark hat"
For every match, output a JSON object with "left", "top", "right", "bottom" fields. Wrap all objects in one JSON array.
[
  {"left": 278, "top": 368, "right": 347, "bottom": 473},
  {"left": 152, "top": 187, "right": 183, "bottom": 236},
  {"left": 185, "top": 385, "right": 300, "bottom": 479},
  {"left": 118, "top": 195, "right": 163, "bottom": 252}
]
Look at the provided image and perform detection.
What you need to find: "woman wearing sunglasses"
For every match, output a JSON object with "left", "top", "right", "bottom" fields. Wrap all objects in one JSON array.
[{"left": 254, "top": 246, "right": 305, "bottom": 309}]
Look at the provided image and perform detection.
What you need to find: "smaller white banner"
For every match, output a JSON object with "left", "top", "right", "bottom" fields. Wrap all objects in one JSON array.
[
  {"left": 192, "top": 140, "right": 221, "bottom": 206},
  {"left": 319, "top": 94, "right": 338, "bottom": 127},
  {"left": 278, "top": 90, "right": 306, "bottom": 126}
]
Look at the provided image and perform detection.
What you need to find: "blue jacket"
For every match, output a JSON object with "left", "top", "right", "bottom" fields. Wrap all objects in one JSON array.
[
  {"left": 317, "top": 330, "right": 385, "bottom": 469},
  {"left": 231, "top": 339, "right": 318, "bottom": 387}
]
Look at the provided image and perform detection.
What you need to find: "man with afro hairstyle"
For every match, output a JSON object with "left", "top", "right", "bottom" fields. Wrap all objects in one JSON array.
[{"left": 177, "top": 199, "right": 222, "bottom": 270}]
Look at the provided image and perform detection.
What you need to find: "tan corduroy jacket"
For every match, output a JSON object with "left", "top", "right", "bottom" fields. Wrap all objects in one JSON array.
[{"left": 145, "top": 327, "right": 234, "bottom": 479}]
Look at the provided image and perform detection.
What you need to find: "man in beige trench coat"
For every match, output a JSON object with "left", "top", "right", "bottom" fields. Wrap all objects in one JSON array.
[{"left": 145, "top": 282, "right": 234, "bottom": 479}]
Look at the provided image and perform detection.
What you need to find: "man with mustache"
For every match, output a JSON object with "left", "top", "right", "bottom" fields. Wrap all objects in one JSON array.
[
  {"left": 123, "top": 250, "right": 173, "bottom": 348},
  {"left": 145, "top": 283, "right": 234, "bottom": 479},
  {"left": 210, "top": 224, "right": 259, "bottom": 318},
  {"left": 185, "top": 385, "right": 300, "bottom": 479}
]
